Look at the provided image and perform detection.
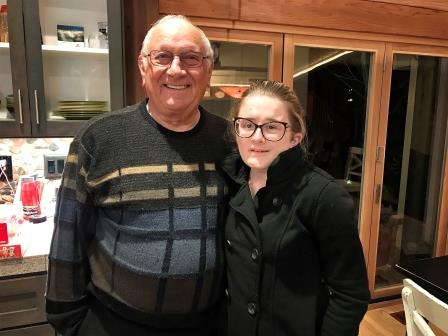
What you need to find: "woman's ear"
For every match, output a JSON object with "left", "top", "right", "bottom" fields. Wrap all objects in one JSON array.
[{"left": 290, "top": 132, "right": 303, "bottom": 147}]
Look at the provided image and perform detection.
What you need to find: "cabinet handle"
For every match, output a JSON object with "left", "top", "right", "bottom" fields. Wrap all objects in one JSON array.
[
  {"left": 17, "top": 89, "right": 23, "bottom": 125},
  {"left": 34, "top": 90, "right": 40, "bottom": 125}
]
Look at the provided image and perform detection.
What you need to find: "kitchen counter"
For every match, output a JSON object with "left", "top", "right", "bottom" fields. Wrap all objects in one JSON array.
[{"left": 0, "top": 211, "right": 54, "bottom": 278}]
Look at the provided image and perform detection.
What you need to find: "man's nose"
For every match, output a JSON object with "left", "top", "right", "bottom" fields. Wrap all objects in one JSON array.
[{"left": 167, "top": 56, "right": 184, "bottom": 74}]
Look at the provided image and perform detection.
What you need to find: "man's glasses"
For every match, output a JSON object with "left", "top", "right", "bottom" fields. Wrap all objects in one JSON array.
[
  {"left": 234, "top": 117, "right": 289, "bottom": 142},
  {"left": 143, "top": 50, "right": 209, "bottom": 68}
]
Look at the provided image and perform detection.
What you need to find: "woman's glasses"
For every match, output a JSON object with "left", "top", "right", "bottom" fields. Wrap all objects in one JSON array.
[{"left": 234, "top": 117, "right": 289, "bottom": 142}]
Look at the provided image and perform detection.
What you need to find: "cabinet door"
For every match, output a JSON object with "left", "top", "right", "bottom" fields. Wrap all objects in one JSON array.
[
  {"left": 0, "top": 275, "right": 47, "bottom": 330},
  {"left": 200, "top": 28, "right": 283, "bottom": 119},
  {"left": 0, "top": 324, "right": 55, "bottom": 336},
  {"left": 22, "top": 0, "right": 124, "bottom": 137},
  {"left": 0, "top": 0, "right": 31, "bottom": 137}
]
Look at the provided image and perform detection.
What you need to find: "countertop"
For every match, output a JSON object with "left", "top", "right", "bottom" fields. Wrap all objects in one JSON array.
[
  {"left": 0, "top": 180, "right": 57, "bottom": 279},
  {"left": 0, "top": 218, "right": 54, "bottom": 278}
]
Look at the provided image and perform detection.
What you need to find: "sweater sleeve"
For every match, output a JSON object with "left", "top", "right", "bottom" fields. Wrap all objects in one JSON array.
[
  {"left": 312, "top": 182, "right": 370, "bottom": 336},
  {"left": 46, "top": 139, "right": 95, "bottom": 335}
]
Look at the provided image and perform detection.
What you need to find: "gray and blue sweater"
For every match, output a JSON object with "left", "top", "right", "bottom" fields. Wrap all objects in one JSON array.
[{"left": 46, "top": 100, "right": 232, "bottom": 333}]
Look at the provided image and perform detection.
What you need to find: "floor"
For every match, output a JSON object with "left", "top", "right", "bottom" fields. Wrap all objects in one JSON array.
[{"left": 359, "top": 299, "right": 448, "bottom": 336}]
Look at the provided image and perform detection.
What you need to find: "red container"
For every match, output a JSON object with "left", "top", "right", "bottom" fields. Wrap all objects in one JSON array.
[{"left": 0, "top": 222, "right": 8, "bottom": 244}]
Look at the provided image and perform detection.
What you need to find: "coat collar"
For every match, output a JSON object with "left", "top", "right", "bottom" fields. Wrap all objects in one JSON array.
[{"left": 221, "top": 145, "right": 307, "bottom": 187}]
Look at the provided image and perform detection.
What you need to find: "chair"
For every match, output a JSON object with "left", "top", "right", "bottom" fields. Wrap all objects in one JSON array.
[
  {"left": 401, "top": 278, "right": 448, "bottom": 336},
  {"left": 345, "top": 146, "right": 363, "bottom": 181}
]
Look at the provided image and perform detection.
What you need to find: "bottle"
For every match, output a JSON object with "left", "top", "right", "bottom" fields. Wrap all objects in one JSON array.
[{"left": 0, "top": 5, "right": 8, "bottom": 43}]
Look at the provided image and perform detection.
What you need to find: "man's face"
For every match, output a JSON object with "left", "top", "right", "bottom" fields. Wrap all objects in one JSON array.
[{"left": 138, "top": 21, "right": 212, "bottom": 117}]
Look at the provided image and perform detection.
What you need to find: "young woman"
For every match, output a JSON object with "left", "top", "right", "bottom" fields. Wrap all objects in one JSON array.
[{"left": 221, "top": 81, "right": 370, "bottom": 336}]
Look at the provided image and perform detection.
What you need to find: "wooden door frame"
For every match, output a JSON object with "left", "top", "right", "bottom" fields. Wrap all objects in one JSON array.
[
  {"left": 283, "top": 35, "right": 386, "bottom": 294},
  {"left": 373, "top": 43, "right": 448, "bottom": 299}
]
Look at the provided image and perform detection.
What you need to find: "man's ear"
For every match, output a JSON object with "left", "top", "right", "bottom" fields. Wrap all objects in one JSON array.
[{"left": 137, "top": 54, "right": 147, "bottom": 86}]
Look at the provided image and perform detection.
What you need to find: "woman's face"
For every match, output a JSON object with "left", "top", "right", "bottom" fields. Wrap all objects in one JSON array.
[{"left": 235, "top": 95, "right": 303, "bottom": 174}]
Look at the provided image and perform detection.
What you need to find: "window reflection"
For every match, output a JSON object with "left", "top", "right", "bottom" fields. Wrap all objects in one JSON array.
[
  {"left": 293, "top": 46, "right": 372, "bottom": 223},
  {"left": 375, "top": 55, "right": 448, "bottom": 288}
]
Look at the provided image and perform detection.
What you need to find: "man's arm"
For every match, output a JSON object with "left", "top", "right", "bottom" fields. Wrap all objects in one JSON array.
[
  {"left": 312, "top": 182, "right": 370, "bottom": 336},
  {"left": 46, "top": 139, "right": 95, "bottom": 335}
]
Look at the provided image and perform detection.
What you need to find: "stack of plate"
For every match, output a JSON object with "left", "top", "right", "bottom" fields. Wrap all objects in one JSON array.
[{"left": 53, "top": 101, "right": 108, "bottom": 120}]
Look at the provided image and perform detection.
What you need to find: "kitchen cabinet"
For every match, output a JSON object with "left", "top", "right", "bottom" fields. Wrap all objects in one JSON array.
[
  {"left": 0, "top": 0, "right": 124, "bottom": 138},
  {"left": 200, "top": 27, "right": 282, "bottom": 119},
  {"left": 0, "top": 274, "right": 55, "bottom": 335}
]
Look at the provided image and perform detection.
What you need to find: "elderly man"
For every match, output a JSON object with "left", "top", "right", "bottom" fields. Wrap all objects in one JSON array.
[{"left": 46, "top": 15, "right": 231, "bottom": 335}]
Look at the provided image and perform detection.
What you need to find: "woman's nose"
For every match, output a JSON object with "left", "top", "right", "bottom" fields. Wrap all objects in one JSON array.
[{"left": 252, "top": 127, "right": 266, "bottom": 142}]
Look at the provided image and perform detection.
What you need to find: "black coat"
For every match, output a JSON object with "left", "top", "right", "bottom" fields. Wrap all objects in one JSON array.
[{"left": 221, "top": 146, "right": 370, "bottom": 336}]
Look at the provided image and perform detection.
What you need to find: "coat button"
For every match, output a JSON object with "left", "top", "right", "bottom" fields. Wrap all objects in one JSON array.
[
  {"left": 251, "top": 248, "right": 259, "bottom": 261},
  {"left": 247, "top": 302, "right": 257, "bottom": 316},
  {"left": 272, "top": 197, "right": 282, "bottom": 206}
]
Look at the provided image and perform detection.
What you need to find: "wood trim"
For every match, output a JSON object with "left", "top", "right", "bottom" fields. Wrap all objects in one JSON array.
[
  {"left": 233, "top": 21, "right": 448, "bottom": 48},
  {"left": 239, "top": 0, "right": 448, "bottom": 41},
  {"left": 368, "top": 44, "right": 395, "bottom": 296},
  {"left": 159, "top": 0, "right": 240, "bottom": 20},
  {"left": 438, "top": 153, "right": 448, "bottom": 256},
  {"left": 371, "top": 284, "right": 403, "bottom": 300},
  {"left": 367, "top": 0, "right": 448, "bottom": 12},
  {"left": 189, "top": 17, "right": 448, "bottom": 47}
]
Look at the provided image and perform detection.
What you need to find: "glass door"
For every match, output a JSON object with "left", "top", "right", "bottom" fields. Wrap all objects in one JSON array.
[
  {"left": 22, "top": 0, "right": 123, "bottom": 137},
  {"left": 372, "top": 44, "right": 448, "bottom": 297},
  {"left": 283, "top": 35, "right": 385, "bottom": 262},
  {"left": 200, "top": 28, "right": 283, "bottom": 119}
]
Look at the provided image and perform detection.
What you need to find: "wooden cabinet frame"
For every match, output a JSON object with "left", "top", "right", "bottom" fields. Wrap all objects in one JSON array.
[{"left": 200, "top": 26, "right": 283, "bottom": 82}]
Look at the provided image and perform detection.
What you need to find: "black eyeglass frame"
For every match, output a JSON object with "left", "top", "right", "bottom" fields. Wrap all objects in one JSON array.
[
  {"left": 233, "top": 117, "right": 289, "bottom": 142},
  {"left": 142, "top": 50, "right": 210, "bottom": 68}
]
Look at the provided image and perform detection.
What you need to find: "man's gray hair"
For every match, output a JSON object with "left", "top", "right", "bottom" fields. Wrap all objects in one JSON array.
[{"left": 140, "top": 15, "right": 214, "bottom": 64}]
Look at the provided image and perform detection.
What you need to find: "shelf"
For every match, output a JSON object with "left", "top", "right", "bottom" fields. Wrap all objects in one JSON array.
[
  {"left": 41, "top": 44, "right": 108, "bottom": 55},
  {"left": 0, "top": 42, "right": 9, "bottom": 49}
]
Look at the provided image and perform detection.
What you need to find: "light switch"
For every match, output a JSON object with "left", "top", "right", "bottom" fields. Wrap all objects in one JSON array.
[{"left": 44, "top": 155, "right": 66, "bottom": 178}]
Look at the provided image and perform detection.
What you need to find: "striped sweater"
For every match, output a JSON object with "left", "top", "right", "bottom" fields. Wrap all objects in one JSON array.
[{"left": 46, "top": 100, "right": 232, "bottom": 331}]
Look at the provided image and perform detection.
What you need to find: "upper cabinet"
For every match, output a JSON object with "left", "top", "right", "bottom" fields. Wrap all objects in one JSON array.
[
  {"left": 0, "top": 0, "right": 124, "bottom": 138},
  {"left": 200, "top": 27, "right": 283, "bottom": 119}
]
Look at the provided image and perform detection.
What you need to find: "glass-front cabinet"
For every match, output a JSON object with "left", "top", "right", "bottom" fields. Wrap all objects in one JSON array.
[
  {"left": 0, "top": 0, "right": 123, "bottom": 137},
  {"left": 200, "top": 28, "right": 283, "bottom": 119}
]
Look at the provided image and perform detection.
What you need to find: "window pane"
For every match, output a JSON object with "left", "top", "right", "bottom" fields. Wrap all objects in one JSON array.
[
  {"left": 375, "top": 55, "right": 448, "bottom": 289},
  {"left": 293, "top": 46, "right": 373, "bottom": 226},
  {"left": 202, "top": 41, "right": 270, "bottom": 119}
]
